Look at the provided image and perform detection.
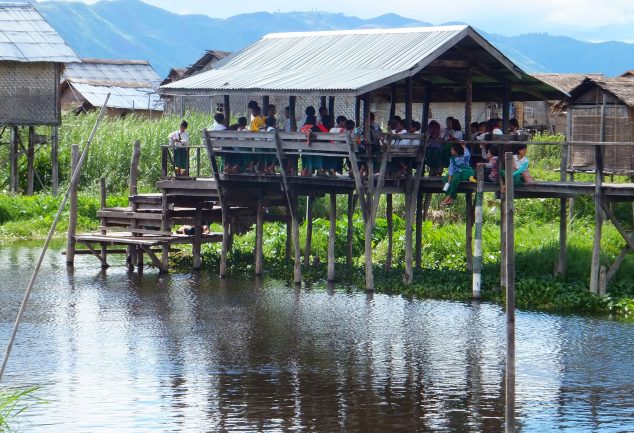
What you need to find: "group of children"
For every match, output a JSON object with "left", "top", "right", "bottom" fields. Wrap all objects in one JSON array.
[{"left": 168, "top": 106, "right": 535, "bottom": 205}]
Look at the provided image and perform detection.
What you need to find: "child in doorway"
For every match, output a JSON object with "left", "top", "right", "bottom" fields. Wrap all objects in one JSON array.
[{"left": 441, "top": 142, "right": 474, "bottom": 206}]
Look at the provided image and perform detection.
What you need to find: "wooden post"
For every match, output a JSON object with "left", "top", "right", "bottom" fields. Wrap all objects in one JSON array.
[
  {"left": 27, "top": 126, "right": 35, "bottom": 195},
  {"left": 160, "top": 190, "right": 169, "bottom": 274},
  {"left": 193, "top": 207, "right": 202, "bottom": 270},
  {"left": 415, "top": 189, "right": 423, "bottom": 269},
  {"left": 386, "top": 194, "right": 393, "bottom": 271},
  {"left": 9, "top": 126, "right": 18, "bottom": 193},
  {"left": 404, "top": 193, "right": 415, "bottom": 283},
  {"left": 503, "top": 151, "right": 516, "bottom": 433},
  {"left": 161, "top": 146, "right": 168, "bottom": 179},
  {"left": 129, "top": 140, "right": 141, "bottom": 197},
  {"left": 355, "top": 96, "right": 361, "bottom": 127},
  {"left": 66, "top": 144, "right": 80, "bottom": 264},
  {"left": 255, "top": 198, "right": 264, "bottom": 275},
  {"left": 502, "top": 84, "right": 511, "bottom": 133},
  {"left": 590, "top": 95, "right": 607, "bottom": 294},
  {"left": 320, "top": 96, "right": 327, "bottom": 113},
  {"left": 500, "top": 200, "right": 506, "bottom": 290},
  {"left": 285, "top": 216, "right": 292, "bottom": 262},
  {"left": 473, "top": 164, "right": 484, "bottom": 299},
  {"left": 220, "top": 211, "right": 230, "bottom": 277},
  {"left": 364, "top": 214, "right": 374, "bottom": 291},
  {"left": 465, "top": 68, "right": 473, "bottom": 137},
  {"left": 347, "top": 193, "right": 354, "bottom": 266},
  {"left": 328, "top": 96, "right": 335, "bottom": 120},
  {"left": 466, "top": 192, "right": 474, "bottom": 271},
  {"left": 405, "top": 76, "right": 412, "bottom": 122},
  {"left": 389, "top": 83, "right": 397, "bottom": 120},
  {"left": 224, "top": 95, "right": 231, "bottom": 124},
  {"left": 289, "top": 96, "right": 297, "bottom": 132},
  {"left": 327, "top": 193, "right": 336, "bottom": 281},
  {"left": 422, "top": 82, "right": 432, "bottom": 132},
  {"left": 292, "top": 195, "right": 302, "bottom": 284},
  {"left": 99, "top": 177, "right": 108, "bottom": 268},
  {"left": 304, "top": 195, "right": 314, "bottom": 267},
  {"left": 262, "top": 96, "right": 270, "bottom": 113},
  {"left": 362, "top": 92, "right": 374, "bottom": 291},
  {"left": 51, "top": 126, "right": 59, "bottom": 196}
]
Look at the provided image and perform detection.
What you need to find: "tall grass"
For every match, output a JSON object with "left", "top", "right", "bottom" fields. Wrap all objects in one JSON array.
[{"left": 0, "top": 386, "right": 42, "bottom": 432}]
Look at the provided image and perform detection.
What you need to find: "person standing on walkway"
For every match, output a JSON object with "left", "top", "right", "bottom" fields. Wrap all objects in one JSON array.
[{"left": 168, "top": 120, "right": 189, "bottom": 176}]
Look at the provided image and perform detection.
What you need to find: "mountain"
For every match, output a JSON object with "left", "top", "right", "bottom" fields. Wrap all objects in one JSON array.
[{"left": 34, "top": 0, "right": 634, "bottom": 78}]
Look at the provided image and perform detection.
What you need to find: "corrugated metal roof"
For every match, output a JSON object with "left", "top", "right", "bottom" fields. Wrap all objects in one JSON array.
[
  {"left": 69, "top": 82, "right": 164, "bottom": 111},
  {"left": 160, "top": 26, "right": 471, "bottom": 95},
  {"left": 63, "top": 58, "right": 162, "bottom": 87},
  {"left": 0, "top": 2, "right": 79, "bottom": 62}
]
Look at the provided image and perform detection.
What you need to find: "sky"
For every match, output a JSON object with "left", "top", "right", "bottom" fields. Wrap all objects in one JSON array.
[{"left": 49, "top": 0, "right": 634, "bottom": 43}]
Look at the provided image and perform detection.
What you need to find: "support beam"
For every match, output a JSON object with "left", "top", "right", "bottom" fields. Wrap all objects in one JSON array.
[
  {"left": 503, "top": 151, "right": 516, "bottom": 433},
  {"left": 466, "top": 192, "right": 474, "bottom": 271},
  {"left": 465, "top": 68, "right": 473, "bottom": 136},
  {"left": 304, "top": 195, "right": 314, "bottom": 267},
  {"left": 386, "top": 194, "right": 393, "bottom": 271},
  {"left": 99, "top": 177, "right": 108, "bottom": 268},
  {"left": 472, "top": 164, "right": 484, "bottom": 299},
  {"left": 502, "top": 84, "right": 511, "bottom": 133},
  {"left": 320, "top": 96, "right": 327, "bottom": 112},
  {"left": 590, "top": 96, "right": 607, "bottom": 294},
  {"left": 292, "top": 195, "right": 302, "bottom": 284},
  {"left": 286, "top": 216, "right": 292, "bottom": 262},
  {"left": 422, "top": 82, "right": 432, "bottom": 133},
  {"left": 328, "top": 96, "right": 335, "bottom": 121},
  {"left": 405, "top": 76, "right": 412, "bottom": 122},
  {"left": 404, "top": 193, "right": 415, "bottom": 283},
  {"left": 193, "top": 207, "right": 202, "bottom": 270},
  {"left": 289, "top": 96, "right": 297, "bottom": 132},
  {"left": 556, "top": 198, "right": 567, "bottom": 276},
  {"left": 355, "top": 96, "right": 361, "bottom": 127},
  {"left": 10, "top": 127, "right": 18, "bottom": 193},
  {"left": 66, "top": 145, "right": 80, "bottom": 265},
  {"left": 415, "top": 189, "right": 423, "bottom": 269},
  {"left": 255, "top": 198, "right": 264, "bottom": 275},
  {"left": 224, "top": 95, "right": 231, "bottom": 124},
  {"left": 347, "top": 193, "right": 354, "bottom": 266},
  {"left": 262, "top": 96, "right": 270, "bottom": 113},
  {"left": 129, "top": 140, "right": 141, "bottom": 197},
  {"left": 328, "top": 193, "right": 336, "bottom": 281},
  {"left": 51, "top": 126, "right": 59, "bottom": 196},
  {"left": 389, "top": 83, "right": 397, "bottom": 120},
  {"left": 27, "top": 126, "right": 35, "bottom": 195}
]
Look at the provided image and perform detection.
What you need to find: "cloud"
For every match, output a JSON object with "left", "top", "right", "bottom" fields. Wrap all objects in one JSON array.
[{"left": 542, "top": 0, "right": 634, "bottom": 28}]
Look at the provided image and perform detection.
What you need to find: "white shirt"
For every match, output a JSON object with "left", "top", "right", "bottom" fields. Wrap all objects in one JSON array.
[
  {"left": 210, "top": 123, "right": 227, "bottom": 131},
  {"left": 396, "top": 129, "right": 409, "bottom": 145},
  {"left": 168, "top": 129, "right": 189, "bottom": 146},
  {"left": 451, "top": 130, "right": 463, "bottom": 140}
]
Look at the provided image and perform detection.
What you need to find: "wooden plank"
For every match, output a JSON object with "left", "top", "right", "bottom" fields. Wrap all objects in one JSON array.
[{"left": 98, "top": 210, "right": 164, "bottom": 220}]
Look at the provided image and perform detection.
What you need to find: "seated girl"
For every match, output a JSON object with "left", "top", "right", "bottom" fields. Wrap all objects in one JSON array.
[
  {"left": 501, "top": 144, "right": 535, "bottom": 185},
  {"left": 441, "top": 142, "right": 473, "bottom": 206}
]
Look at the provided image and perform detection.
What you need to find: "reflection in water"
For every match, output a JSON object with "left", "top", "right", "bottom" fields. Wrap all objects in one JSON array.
[{"left": 1, "top": 244, "right": 634, "bottom": 432}]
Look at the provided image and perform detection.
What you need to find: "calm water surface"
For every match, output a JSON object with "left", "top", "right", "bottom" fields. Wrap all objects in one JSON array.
[{"left": 0, "top": 244, "right": 633, "bottom": 432}]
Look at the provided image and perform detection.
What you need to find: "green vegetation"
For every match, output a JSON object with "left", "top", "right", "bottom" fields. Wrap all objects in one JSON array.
[
  {"left": 1, "top": 113, "right": 633, "bottom": 317},
  {"left": 0, "top": 386, "right": 42, "bottom": 432}
]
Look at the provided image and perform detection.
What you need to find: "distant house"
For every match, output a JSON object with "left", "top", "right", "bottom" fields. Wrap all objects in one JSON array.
[
  {"left": 619, "top": 70, "right": 634, "bottom": 78},
  {"left": 0, "top": 2, "right": 79, "bottom": 126},
  {"left": 523, "top": 73, "right": 605, "bottom": 133},
  {"left": 563, "top": 76, "right": 634, "bottom": 173},
  {"left": 161, "top": 50, "right": 231, "bottom": 116},
  {"left": 61, "top": 58, "right": 163, "bottom": 116}
]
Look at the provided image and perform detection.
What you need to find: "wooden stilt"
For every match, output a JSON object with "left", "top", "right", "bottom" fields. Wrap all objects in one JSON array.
[
  {"left": 327, "top": 193, "right": 336, "bottom": 281},
  {"left": 405, "top": 76, "right": 412, "bottom": 122},
  {"left": 224, "top": 95, "right": 231, "bottom": 125},
  {"left": 466, "top": 192, "right": 474, "bottom": 271},
  {"left": 364, "top": 211, "right": 374, "bottom": 291},
  {"left": 389, "top": 84, "right": 397, "bottom": 120},
  {"left": 192, "top": 207, "right": 202, "bottom": 271},
  {"left": 10, "top": 126, "right": 19, "bottom": 193},
  {"left": 346, "top": 193, "right": 354, "bottom": 266},
  {"left": 289, "top": 96, "right": 297, "bottom": 132},
  {"left": 255, "top": 198, "right": 264, "bottom": 275},
  {"left": 386, "top": 194, "right": 393, "bottom": 271},
  {"left": 304, "top": 195, "right": 314, "bottom": 267},
  {"left": 27, "top": 126, "right": 35, "bottom": 195},
  {"left": 403, "top": 193, "right": 415, "bottom": 283},
  {"left": 472, "top": 164, "right": 484, "bottom": 299},
  {"left": 160, "top": 190, "right": 170, "bottom": 274},
  {"left": 292, "top": 196, "right": 302, "bottom": 284},
  {"left": 415, "top": 189, "right": 423, "bottom": 269},
  {"left": 590, "top": 97, "right": 607, "bottom": 294},
  {"left": 285, "top": 215, "right": 292, "bottom": 262},
  {"left": 99, "top": 177, "right": 108, "bottom": 268},
  {"left": 51, "top": 126, "right": 59, "bottom": 196},
  {"left": 220, "top": 211, "right": 230, "bottom": 277},
  {"left": 503, "top": 151, "right": 516, "bottom": 433},
  {"left": 422, "top": 193, "right": 432, "bottom": 220},
  {"left": 66, "top": 145, "right": 80, "bottom": 265},
  {"left": 556, "top": 198, "right": 568, "bottom": 276},
  {"left": 500, "top": 200, "right": 506, "bottom": 290},
  {"left": 328, "top": 96, "right": 335, "bottom": 120}
]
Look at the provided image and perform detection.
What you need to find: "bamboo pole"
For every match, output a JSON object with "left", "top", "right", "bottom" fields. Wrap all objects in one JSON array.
[
  {"left": 304, "top": 195, "right": 314, "bottom": 267},
  {"left": 0, "top": 95, "right": 110, "bottom": 383},
  {"left": 328, "top": 193, "right": 336, "bottom": 281},
  {"left": 472, "top": 164, "right": 485, "bottom": 299},
  {"left": 66, "top": 145, "right": 80, "bottom": 264},
  {"left": 590, "top": 95, "right": 607, "bottom": 294},
  {"left": 504, "top": 151, "right": 516, "bottom": 433},
  {"left": 10, "top": 127, "right": 18, "bottom": 193}
]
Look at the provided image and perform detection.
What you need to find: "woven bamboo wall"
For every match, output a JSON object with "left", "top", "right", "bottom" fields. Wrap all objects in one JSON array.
[
  {"left": 0, "top": 62, "right": 60, "bottom": 126},
  {"left": 569, "top": 105, "right": 633, "bottom": 173}
]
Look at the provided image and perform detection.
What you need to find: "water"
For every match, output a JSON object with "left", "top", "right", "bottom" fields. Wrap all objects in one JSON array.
[{"left": 1, "top": 244, "right": 633, "bottom": 432}]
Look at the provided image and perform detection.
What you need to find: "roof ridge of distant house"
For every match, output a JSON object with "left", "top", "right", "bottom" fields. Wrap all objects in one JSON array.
[{"left": 80, "top": 58, "right": 151, "bottom": 66}]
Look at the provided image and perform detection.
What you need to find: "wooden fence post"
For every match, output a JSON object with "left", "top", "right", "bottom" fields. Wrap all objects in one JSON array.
[
  {"left": 66, "top": 144, "right": 80, "bottom": 264},
  {"left": 504, "top": 151, "right": 516, "bottom": 433},
  {"left": 472, "top": 164, "right": 484, "bottom": 299}
]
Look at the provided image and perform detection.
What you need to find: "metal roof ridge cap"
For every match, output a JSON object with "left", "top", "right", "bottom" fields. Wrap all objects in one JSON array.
[{"left": 264, "top": 25, "right": 469, "bottom": 39}]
